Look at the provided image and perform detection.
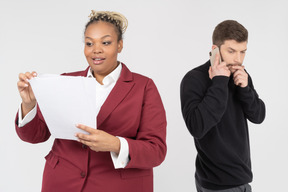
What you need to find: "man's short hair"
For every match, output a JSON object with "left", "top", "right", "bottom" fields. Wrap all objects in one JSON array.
[{"left": 212, "top": 20, "right": 248, "bottom": 47}]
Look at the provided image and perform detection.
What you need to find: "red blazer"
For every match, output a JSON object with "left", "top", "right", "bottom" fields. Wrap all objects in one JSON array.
[{"left": 15, "top": 64, "right": 167, "bottom": 192}]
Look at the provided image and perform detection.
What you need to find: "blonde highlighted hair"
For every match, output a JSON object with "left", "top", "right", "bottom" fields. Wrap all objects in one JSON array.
[{"left": 85, "top": 10, "right": 128, "bottom": 41}]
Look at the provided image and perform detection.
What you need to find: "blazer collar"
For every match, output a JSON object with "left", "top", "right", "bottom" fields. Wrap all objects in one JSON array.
[
  {"left": 62, "top": 63, "right": 134, "bottom": 128},
  {"left": 82, "top": 67, "right": 90, "bottom": 77},
  {"left": 80, "top": 63, "right": 133, "bottom": 81},
  {"left": 97, "top": 63, "right": 135, "bottom": 128}
]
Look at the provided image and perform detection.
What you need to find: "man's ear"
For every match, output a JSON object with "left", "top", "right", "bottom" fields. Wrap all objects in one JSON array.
[{"left": 212, "top": 45, "right": 218, "bottom": 50}]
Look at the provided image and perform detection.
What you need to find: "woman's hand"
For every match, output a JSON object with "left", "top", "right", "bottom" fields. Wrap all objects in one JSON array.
[
  {"left": 75, "top": 124, "right": 120, "bottom": 154},
  {"left": 17, "top": 72, "right": 37, "bottom": 118}
]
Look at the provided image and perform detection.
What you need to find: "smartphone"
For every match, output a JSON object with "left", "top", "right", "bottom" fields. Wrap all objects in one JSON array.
[{"left": 209, "top": 47, "right": 221, "bottom": 66}]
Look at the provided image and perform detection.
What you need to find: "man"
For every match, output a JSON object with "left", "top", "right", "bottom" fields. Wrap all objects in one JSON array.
[{"left": 180, "top": 20, "right": 265, "bottom": 192}]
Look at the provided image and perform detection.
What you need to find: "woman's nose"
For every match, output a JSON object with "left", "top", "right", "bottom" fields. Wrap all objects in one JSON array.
[{"left": 93, "top": 44, "right": 103, "bottom": 54}]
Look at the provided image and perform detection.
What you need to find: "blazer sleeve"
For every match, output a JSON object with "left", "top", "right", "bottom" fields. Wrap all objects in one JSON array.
[
  {"left": 15, "top": 105, "right": 51, "bottom": 143},
  {"left": 125, "top": 79, "right": 167, "bottom": 169}
]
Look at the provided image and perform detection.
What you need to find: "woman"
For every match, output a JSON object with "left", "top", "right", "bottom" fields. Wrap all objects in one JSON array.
[{"left": 16, "top": 10, "right": 166, "bottom": 192}]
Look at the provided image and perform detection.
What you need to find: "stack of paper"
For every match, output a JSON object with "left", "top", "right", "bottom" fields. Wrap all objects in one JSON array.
[{"left": 29, "top": 74, "right": 97, "bottom": 140}]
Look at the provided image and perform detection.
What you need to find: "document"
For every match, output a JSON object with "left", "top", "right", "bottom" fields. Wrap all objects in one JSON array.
[{"left": 29, "top": 74, "right": 97, "bottom": 140}]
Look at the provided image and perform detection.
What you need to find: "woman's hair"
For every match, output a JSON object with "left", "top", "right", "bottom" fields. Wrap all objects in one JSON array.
[
  {"left": 212, "top": 20, "right": 248, "bottom": 47},
  {"left": 84, "top": 10, "right": 128, "bottom": 41}
]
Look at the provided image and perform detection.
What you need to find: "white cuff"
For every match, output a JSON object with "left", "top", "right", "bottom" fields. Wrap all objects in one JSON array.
[
  {"left": 18, "top": 103, "right": 37, "bottom": 127},
  {"left": 110, "top": 136, "right": 130, "bottom": 169}
]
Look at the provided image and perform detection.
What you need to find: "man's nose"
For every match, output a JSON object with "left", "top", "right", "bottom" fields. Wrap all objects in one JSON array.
[{"left": 234, "top": 52, "right": 241, "bottom": 63}]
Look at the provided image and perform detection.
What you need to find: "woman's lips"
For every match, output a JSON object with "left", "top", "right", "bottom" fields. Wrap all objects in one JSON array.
[{"left": 92, "top": 58, "right": 105, "bottom": 65}]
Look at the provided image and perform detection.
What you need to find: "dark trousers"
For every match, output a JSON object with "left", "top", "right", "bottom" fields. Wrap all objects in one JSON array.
[{"left": 196, "top": 180, "right": 252, "bottom": 192}]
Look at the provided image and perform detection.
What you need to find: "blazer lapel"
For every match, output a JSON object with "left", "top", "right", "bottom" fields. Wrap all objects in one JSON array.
[{"left": 97, "top": 64, "right": 134, "bottom": 128}]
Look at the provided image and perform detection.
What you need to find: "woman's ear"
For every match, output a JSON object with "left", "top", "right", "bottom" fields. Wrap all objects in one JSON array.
[{"left": 118, "top": 40, "right": 123, "bottom": 53}]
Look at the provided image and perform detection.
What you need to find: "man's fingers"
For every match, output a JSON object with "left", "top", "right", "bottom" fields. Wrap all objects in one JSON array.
[
  {"left": 214, "top": 53, "right": 220, "bottom": 66},
  {"left": 233, "top": 68, "right": 248, "bottom": 87},
  {"left": 234, "top": 78, "right": 243, "bottom": 86},
  {"left": 233, "top": 70, "right": 241, "bottom": 77},
  {"left": 231, "top": 65, "right": 244, "bottom": 71},
  {"left": 208, "top": 67, "right": 212, "bottom": 79},
  {"left": 214, "top": 53, "right": 219, "bottom": 66},
  {"left": 233, "top": 68, "right": 246, "bottom": 78}
]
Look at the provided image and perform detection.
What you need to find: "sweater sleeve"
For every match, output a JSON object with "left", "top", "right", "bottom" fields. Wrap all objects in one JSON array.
[
  {"left": 236, "top": 74, "right": 266, "bottom": 124},
  {"left": 180, "top": 70, "right": 229, "bottom": 139}
]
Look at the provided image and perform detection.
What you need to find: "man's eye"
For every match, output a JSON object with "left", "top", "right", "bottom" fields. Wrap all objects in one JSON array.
[{"left": 86, "top": 42, "right": 93, "bottom": 46}]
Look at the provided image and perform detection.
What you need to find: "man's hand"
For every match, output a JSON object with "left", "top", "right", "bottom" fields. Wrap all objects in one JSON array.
[
  {"left": 75, "top": 124, "right": 120, "bottom": 154},
  {"left": 231, "top": 65, "right": 248, "bottom": 87},
  {"left": 209, "top": 53, "right": 231, "bottom": 79}
]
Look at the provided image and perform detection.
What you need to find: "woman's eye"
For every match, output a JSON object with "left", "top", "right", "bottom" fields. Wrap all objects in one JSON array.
[
  {"left": 103, "top": 41, "right": 111, "bottom": 45},
  {"left": 86, "top": 42, "right": 93, "bottom": 46}
]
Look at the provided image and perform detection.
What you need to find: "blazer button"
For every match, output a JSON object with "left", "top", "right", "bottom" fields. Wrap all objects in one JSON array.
[
  {"left": 82, "top": 144, "right": 87, "bottom": 149},
  {"left": 81, "top": 171, "right": 86, "bottom": 178}
]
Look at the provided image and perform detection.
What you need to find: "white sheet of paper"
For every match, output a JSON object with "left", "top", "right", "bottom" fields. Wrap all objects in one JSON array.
[{"left": 29, "top": 74, "right": 97, "bottom": 140}]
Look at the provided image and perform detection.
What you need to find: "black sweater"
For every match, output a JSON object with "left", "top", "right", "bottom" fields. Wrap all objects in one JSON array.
[{"left": 180, "top": 61, "right": 265, "bottom": 190}]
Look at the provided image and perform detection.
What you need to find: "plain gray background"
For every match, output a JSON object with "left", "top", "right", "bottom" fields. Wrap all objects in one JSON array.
[{"left": 1, "top": 0, "right": 287, "bottom": 191}]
